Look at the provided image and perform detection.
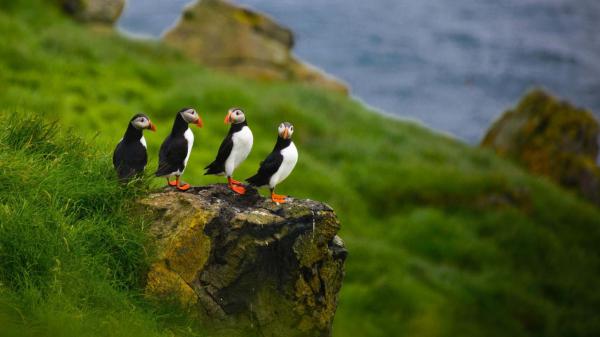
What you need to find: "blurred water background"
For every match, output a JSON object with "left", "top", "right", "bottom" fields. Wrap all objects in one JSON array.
[{"left": 118, "top": 0, "right": 600, "bottom": 142}]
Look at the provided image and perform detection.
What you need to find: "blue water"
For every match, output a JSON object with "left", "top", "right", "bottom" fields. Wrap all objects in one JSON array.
[{"left": 118, "top": 0, "right": 600, "bottom": 142}]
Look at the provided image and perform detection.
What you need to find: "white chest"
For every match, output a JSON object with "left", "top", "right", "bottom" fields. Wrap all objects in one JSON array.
[
  {"left": 225, "top": 126, "right": 253, "bottom": 175},
  {"left": 270, "top": 142, "right": 298, "bottom": 188},
  {"left": 232, "top": 126, "right": 253, "bottom": 158},
  {"left": 183, "top": 128, "right": 194, "bottom": 166}
]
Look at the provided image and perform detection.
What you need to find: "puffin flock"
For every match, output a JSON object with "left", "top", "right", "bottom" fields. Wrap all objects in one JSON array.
[{"left": 112, "top": 108, "right": 298, "bottom": 204}]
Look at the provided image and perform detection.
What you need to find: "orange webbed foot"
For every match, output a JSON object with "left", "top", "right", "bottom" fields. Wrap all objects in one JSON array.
[
  {"left": 229, "top": 178, "right": 244, "bottom": 186},
  {"left": 229, "top": 183, "right": 246, "bottom": 195},
  {"left": 168, "top": 180, "right": 178, "bottom": 187},
  {"left": 271, "top": 193, "right": 287, "bottom": 204},
  {"left": 177, "top": 183, "right": 191, "bottom": 191}
]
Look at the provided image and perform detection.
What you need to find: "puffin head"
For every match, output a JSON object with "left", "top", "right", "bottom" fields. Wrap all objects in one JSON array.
[
  {"left": 179, "top": 107, "right": 203, "bottom": 127},
  {"left": 130, "top": 113, "right": 156, "bottom": 132},
  {"left": 278, "top": 122, "right": 294, "bottom": 140},
  {"left": 224, "top": 108, "right": 246, "bottom": 125}
]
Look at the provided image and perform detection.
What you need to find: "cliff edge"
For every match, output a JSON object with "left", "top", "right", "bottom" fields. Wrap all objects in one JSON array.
[{"left": 139, "top": 184, "right": 347, "bottom": 337}]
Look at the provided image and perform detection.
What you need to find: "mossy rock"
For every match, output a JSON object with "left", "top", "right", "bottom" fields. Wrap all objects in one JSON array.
[
  {"left": 482, "top": 89, "right": 600, "bottom": 205},
  {"left": 58, "top": 0, "right": 125, "bottom": 24},
  {"left": 139, "top": 184, "right": 347, "bottom": 337},
  {"left": 164, "top": 0, "right": 348, "bottom": 94}
]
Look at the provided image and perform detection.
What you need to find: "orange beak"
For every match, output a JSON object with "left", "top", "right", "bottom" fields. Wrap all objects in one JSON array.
[
  {"left": 196, "top": 116, "right": 204, "bottom": 128},
  {"left": 224, "top": 111, "right": 232, "bottom": 124},
  {"left": 148, "top": 121, "right": 157, "bottom": 132},
  {"left": 283, "top": 128, "right": 289, "bottom": 139}
]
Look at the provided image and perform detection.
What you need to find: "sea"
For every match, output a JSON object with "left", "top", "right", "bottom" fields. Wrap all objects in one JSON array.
[{"left": 118, "top": 0, "right": 600, "bottom": 143}]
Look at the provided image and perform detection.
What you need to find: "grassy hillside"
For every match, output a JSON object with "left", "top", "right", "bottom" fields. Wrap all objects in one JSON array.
[
  {"left": 0, "top": 114, "right": 157, "bottom": 337},
  {"left": 1, "top": 1, "right": 600, "bottom": 337}
]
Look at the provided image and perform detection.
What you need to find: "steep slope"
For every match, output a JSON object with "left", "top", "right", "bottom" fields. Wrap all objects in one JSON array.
[{"left": 1, "top": 2, "right": 600, "bottom": 337}]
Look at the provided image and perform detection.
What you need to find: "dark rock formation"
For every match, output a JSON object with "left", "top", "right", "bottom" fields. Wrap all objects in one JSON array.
[
  {"left": 58, "top": 0, "right": 125, "bottom": 24},
  {"left": 482, "top": 89, "right": 600, "bottom": 206},
  {"left": 164, "top": 0, "right": 348, "bottom": 94},
  {"left": 140, "top": 184, "right": 346, "bottom": 337}
]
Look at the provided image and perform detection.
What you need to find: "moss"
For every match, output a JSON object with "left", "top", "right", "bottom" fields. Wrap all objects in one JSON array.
[
  {"left": 146, "top": 261, "right": 198, "bottom": 308},
  {"left": 232, "top": 8, "right": 265, "bottom": 27}
]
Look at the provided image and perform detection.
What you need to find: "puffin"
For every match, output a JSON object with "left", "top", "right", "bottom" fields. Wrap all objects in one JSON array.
[
  {"left": 113, "top": 113, "right": 156, "bottom": 180},
  {"left": 246, "top": 122, "right": 298, "bottom": 203},
  {"left": 155, "top": 107, "right": 203, "bottom": 191},
  {"left": 204, "top": 108, "right": 253, "bottom": 194}
]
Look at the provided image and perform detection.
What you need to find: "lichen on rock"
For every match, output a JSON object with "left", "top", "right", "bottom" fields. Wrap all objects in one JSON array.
[
  {"left": 140, "top": 184, "right": 346, "bottom": 337},
  {"left": 481, "top": 89, "right": 600, "bottom": 206},
  {"left": 164, "top": 0, "right": 348, "bottom": 94}
]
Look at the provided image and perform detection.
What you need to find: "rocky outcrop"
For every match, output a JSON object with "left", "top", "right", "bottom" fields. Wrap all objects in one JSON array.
[
  {"left": 139, "top": 184, "right": 346, "bottom": 337},
  {"left": 482, "top": 89, "right": 600, "bottom": 206},
  {"left": 164, "top": 0, "right": 348, "bottom": 94},
  {"left": 58, "top": 0, "right": 125, "bottom": 24}
]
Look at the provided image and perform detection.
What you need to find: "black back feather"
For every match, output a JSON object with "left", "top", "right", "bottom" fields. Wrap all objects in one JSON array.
[
  {"left": 113, "top": 121, "right": 147, "bottom": 180},
  {"left": 246, "top": 136, "right": 290, "bottom": 187}
]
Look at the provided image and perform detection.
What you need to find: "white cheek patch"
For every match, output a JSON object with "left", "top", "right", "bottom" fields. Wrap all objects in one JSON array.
[
  {"left": 182, "top": 110, "right": 196, "bottom": 123},
  {"left": 181, "top": 112, "right": 191, "bottom": 123}
]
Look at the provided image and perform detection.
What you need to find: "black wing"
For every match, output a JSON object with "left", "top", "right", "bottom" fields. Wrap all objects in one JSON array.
[
  {"left": 246, "top": 150, "right": 283, "bottom": 187},
  {"left": 155, "top": 136, "right": 188, "bottom": 177},
  {"left": 113, "top": 141, "right": 147, "bottom": 180},
  {"left": 112, "top": 141, "right": 123, "bottom": 169},
  {"left": 204, "top": 134, "right": 233, "bottom": 175}
]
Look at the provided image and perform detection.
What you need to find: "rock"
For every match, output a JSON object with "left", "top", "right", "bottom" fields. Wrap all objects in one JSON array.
[
  {"left": 139, "top": 184, "right": 347, "bottom": 337},
  {"left": 164, "top": 0, "right": 348, "bottom": 94},
  {"left": 482, "top": 89, "right": 600, "bottom": 206},
  {"left": 58, "top": 0, "right": 125, "bottom": 24}
]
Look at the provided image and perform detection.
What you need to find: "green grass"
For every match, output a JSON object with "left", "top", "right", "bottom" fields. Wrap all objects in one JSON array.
[
  {"left": 0, "top": 113, "right": 206, "bottom": 337},
  {"left": 1, "top": 1, "right": 600, "bottom": 337}
]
